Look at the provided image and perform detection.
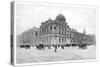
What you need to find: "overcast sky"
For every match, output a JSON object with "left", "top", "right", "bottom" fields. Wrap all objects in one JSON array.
[{"left": 15, "top": 2, "right": 96, "bottom": 35}]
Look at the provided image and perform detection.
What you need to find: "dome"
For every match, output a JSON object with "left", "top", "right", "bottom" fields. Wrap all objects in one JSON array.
[{"left": 55, "top": 13, "right": 66, "bottom": 21}]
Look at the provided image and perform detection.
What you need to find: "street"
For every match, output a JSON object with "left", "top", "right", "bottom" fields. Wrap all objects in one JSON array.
[{"left": 16, "top": 45, "right": 96, "bottom": 64}]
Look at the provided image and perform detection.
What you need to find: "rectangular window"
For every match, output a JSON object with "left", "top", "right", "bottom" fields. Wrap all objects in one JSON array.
[
  {"left": 54, "top": 26, "right": 56, "bottom": 29},
  {"left": 65, "top": 38, "right": 66, "bottom": 42},
  {"left": 50, "top": 26, "right": 52, "bottom": 29},
  {"left": 62, "top": 38, "right": 63, "bottom": 42},
  {"left": 59, "top": 38, "right": 61, "bottom": 43},
  {"left": 59, "top": 26, "right": 61, "bottom": 34}
]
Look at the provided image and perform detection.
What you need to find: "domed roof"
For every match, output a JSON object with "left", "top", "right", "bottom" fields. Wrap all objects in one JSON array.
[{"left": 55, "top": 13, "right": 66, "bottom": 21}]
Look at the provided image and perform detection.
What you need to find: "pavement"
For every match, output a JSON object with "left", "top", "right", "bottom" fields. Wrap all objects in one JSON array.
[{"left": 16, "top": 45, "right": 96, "bottom": 64}]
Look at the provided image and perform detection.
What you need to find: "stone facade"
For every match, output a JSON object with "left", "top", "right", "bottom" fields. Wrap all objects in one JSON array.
[
  {"left": 33, "top": 14, "right": 95, "bottom": 46},
  {"left": 18, "top": 14, "right": 95, "bottom": 47}
]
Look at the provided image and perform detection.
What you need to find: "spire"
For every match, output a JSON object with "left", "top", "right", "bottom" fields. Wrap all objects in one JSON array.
[
  {"left": 48, "top": 18, "right": 51, "bottom": 20},
  {"left": 83, "top": 28, "right": 86, "bottom": 34}
]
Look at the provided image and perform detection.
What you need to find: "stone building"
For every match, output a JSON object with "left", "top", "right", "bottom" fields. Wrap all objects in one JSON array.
[
  {"left": 34, "top": 14, "right": 71, "bottom": 46},
  {"left": 18, "top": 14, "right": 95, "bottom": 47},
  {"left": 17, "top": 27, "right": 39, "bottom": 47},
  {"left": 34, "top": 14, "right": 95, "bottom": 46}
]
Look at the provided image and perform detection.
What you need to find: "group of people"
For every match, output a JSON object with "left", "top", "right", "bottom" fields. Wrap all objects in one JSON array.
[
  {"left": 35, "top": 43, "right": 87, "bottom": 52},
  {"left": 20, "top": 43, "right": 87, "bottom": 52}
]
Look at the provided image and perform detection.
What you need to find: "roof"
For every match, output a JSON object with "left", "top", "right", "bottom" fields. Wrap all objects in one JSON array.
[{"left": 55, "top": 13, "right": 66, "bottom": 21}]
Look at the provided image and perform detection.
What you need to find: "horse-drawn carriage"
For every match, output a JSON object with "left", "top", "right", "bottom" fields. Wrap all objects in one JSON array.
[
  {"left": 36, "top": 44, "right": 45, "bottom": 50},
  {"left": 20, "top": 44, "right": 30, "bottom": 49},
  {"left": 79, "top": 44, "right": 87, "bottom": 49}
]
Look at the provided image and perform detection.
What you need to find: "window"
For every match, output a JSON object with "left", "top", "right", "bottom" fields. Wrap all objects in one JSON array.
[
  {"left": 42, "top": 29, "right": 44, "bottom": 35},
  {"left": 62, "top": 38, "right": 63, "bottom": 42},
  {"left": 54, "top": 26, "right": 56, "bottom": 29},
  {"left": 65, "top": 28, "right": 66, "bottom": 35},
  {"left": 44, "top": 28, "right": 46, "bottom": 34},
  {"left": 59, "top": 26, "right": 61, "bottom": 34},
  {"left": 35, "top": 32, "right": 37, "bottom": 37},
  {"left": 47, "top": 27, "right": 48, "bottom": 34},
  {"left": 59, "top": 38, "right": 61, "bottom": 43},
  {"left": 62, "top": 27, "right": 64, "bottom": 34},
  {"left": 50, "top": 26, "right": 52, "bottom": 29},
  {"left": 65, "top": 38, "right": 66, "bottom": 42},
  {"left": 47, "top": 38, "right": 48, "bottom": 42}
]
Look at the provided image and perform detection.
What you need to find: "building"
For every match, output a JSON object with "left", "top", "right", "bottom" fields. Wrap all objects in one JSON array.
[
  {"left": 18, "top": 14, "right": 95, "bottom": 47},
  {"left": 34, "top": 14, "right": 71, "bottom": 47},
  {"left": 17, "top": 27, "right": 39, "bottom": 47},
  {"left": 33, "top": 14, "right": 95, "bottom": 47}
]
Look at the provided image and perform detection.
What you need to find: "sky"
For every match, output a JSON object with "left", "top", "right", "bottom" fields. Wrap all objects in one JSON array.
[{"left": 15, "top": 2, "right": 97, "bottom": 35}]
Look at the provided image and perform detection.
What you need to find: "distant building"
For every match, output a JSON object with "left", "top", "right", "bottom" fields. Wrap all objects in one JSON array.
[{"left": 17, "top": 27, "right": 39, "bottom": 46}]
